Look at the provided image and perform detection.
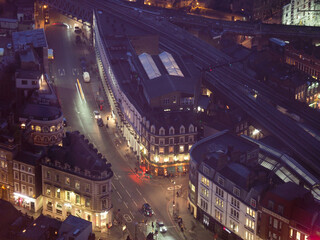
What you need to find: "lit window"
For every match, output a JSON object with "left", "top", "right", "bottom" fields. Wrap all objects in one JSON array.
[
  {"left": 56, "top": 188, "right": 60, "bottom": 198},
  {"left": 76, "top": 194, "right": 80, "bottom": 204},
  {"left": 179, "top": 145, "right": 184, "bottom": 153},
  {"left": 50, "top": 126, "right": 56, "bottom": 132},
  {"left": 65, "top": 177, "right": 70, "bottom": 185},
  {"left": 159, "top": 147, "right": 164, "bottom": 154},
  {"left": 169, "top": 146, "right": 174, "bottom": 153},
  {"left": 85, "top": 198, "right": 90, "bottom": 207},
  {"left": 35, "top": 126, "right": 41, "bottom": 132},
  {"left": 46, "top": 186, "right": 51, "bottom": 195},
  {"left": 201, "top": 176, "right": 209, "bottom": 186},
  {"left": 66, "top": 191, "right": 70, "bottom": 201}
]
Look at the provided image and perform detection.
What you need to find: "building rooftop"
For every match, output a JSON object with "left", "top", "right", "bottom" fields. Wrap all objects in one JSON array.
[
  {"left": 12, "top": 29, "right": 48, "bottom": 51},
  {"left": 271, "top": 181, "right": 310, "bottom": 201},
  {"left": 190, "top": 130, "right": 258, "bottom": 165},
  {"left": 96, "top": 11, "right": 199, "bottom": 123},
  {"left": 58, "top": 215, "right": 91, "bottom": 239},
  {"left": 0, "top": 199, "right": 24, "bottom": 239},
  {"left": 15, "top": 150, "right": 42, "bottom": 166},
  {"left": 242, "top": 135, "right": 320, "bottom": 201},
  {"left": 20, "top": 103, "right": 62, "bottom": 121},
  {"left": 16, "top": 69, "right": 41, "bottom": 79},
  {"left": 19, "top": 214, "right": 61, "bottom": 240},
  {"left": 45, "top": 131, "right": 113, "bottom": 181}
]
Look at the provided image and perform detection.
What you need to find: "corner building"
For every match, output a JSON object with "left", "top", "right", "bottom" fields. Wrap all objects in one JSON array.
[
  {"left": 41, "top": 132, "right": 113, "bottom": 230},
  {"left": 93, "top": 11, "right": 199, "bottom": 176},
  {"left": 189, "top": 130, "right": 263, "bottom": 240}
]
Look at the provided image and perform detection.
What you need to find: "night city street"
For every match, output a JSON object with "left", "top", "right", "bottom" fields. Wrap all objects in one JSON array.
[{"left": 0, "top": 0, "right": 320, "bottom": 240}]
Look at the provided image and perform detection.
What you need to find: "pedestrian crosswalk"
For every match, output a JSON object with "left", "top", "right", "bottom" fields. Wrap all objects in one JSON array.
[
  {"left": 72, "top": 68, "right": 80, "bottom": 76},
  {"left": 58, "top": 68, "right": 65, "bottom": 76},
  {"left": 57, "top": 68, "right": 82, "bottom": 76}
]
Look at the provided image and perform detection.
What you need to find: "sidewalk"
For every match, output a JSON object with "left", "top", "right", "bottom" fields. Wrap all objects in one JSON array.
[{"left": 167, "top": 191, "right": 218, "bottom": 240}]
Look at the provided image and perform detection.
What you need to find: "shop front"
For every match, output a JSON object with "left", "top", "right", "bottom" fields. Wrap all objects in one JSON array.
[{"left": 13, "top": 192, "right": 36, "bottom": 211}]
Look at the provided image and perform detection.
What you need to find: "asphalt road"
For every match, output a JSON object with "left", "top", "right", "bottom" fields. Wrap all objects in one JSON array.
[{"left": 45, "top": 19, "right": 187, "bottom": 240}]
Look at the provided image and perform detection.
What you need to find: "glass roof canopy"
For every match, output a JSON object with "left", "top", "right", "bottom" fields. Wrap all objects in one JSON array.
[
  {"left": 159, "top": 51, "right": 184, "bottom": 77},
  {"left": 138, "top": 53, "right": 161, "bottom": 80},
  {"left": 242, "top": 135, "right": 320, "bottom": 201}
]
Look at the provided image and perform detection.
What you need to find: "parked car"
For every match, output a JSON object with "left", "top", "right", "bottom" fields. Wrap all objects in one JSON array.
[
  {"left": 142, "top": 203, "right": 153, "bottom": 216},
  {"left": 156, "top": 220, "right": 167, "bottom": 233},
  {"left": 97, "top": 118, "right": 104, "bottom": 127}
]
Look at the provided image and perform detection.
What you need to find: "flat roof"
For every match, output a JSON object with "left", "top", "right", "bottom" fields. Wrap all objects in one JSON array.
[
  {"left": 12, "top": 28, "right": 48, "bottom": 50},
  {"left": 190, "top": 130, "right": 258, "bottom": 165},
  {"left": 20, "top": 103, "right": 62, "bottom": 121}
]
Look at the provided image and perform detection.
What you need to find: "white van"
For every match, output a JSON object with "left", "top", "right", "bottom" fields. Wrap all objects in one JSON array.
[{"left": 83, "top": 72, "right": 90, "bottom": 82}]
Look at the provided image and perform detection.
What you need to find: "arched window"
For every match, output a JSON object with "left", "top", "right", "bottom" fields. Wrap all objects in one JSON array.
[
  {"left": 50, "top": 126, "right": 56, "bottom": 132},
  {"left": 159, "top": 127, "right": 165, "bottom": 136},
  {"left": 180, "top": 125, "right": 185, "bottom": 134},
  {"left": 35, "top": 126, "right": 41, "bottom": 132},
  {"left": 169, "top": 127, "right": 175, "bottom": 135},
  {"left": 189, "top": 124, "right": 194, "bottom": 133}
]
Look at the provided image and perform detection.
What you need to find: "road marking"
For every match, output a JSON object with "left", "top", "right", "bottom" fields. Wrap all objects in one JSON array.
[
  {"left": 117, "top": 191, "right": 122, "bottom": 199},
  {"left": 123, "top": 214, "right": 132, "bottom": 223},
  {"left": 114, "top": 173, "right": 117, "bottom": 178},
  {"left": 119, "top": 181, "right": 125, "bottom": 189},
  {"left": 129, "top": 211, "right": 134, "bottom": 219},
  {"left": 125, "top": 190, "right": 131, "bottom": 198},
  {"left": 124, "top": 201, "right": 128, "bottom": 208},
  {"left": 112, "top": 183, "right": 116, "bottom": 189},
  {"left": 136, "top": 188, "right": 142, "bottom": 195},
  {"left": 143, "top": 197, "right": 147, "bottom": 203},
  {"left": 132, "top": 199, "right": 137, "bottom": 207}
]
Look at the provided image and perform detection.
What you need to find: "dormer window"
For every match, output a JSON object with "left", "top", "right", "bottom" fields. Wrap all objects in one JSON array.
[
  {"left": 189, "top": 124, "right": 194, "bottom": 133},
  {"left": 151, "top": 125, "right": 155, "bottom": 134},
  {"left": 180, "top": 125, "right": 185, "bottom": 134},
  {"left": 169, "top": 127, "right": 175, "bottom": 135},
  {"left": 159, "top": 127, "right": 165, "bottom": 135}
]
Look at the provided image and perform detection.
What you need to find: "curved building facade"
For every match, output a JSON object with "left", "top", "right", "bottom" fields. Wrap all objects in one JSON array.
[{"left": 93, "top": 10, "right": 199, "bottom": 176}]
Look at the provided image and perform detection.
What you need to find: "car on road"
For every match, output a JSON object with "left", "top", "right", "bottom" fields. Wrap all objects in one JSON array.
[
  {"left": 63, "top": 118, "right": 67, "bottom": 127},
  {"left": 80, "top": 57, "right": 87, "bottom": 72},
  {"left": 97, "top": 118, "right": 104, "bottom": 127},
  {"left": 142, "top": 203, "right": 153, "bottom": 216},
  {"left": 74, "top": 26, "right": 82, "bottom": 34},
  {"left": 156, "top": 220, "right": 167, "bottom": 233},
  {"left": 93, "top": 110, "right": 101, "bottom": 119}
]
